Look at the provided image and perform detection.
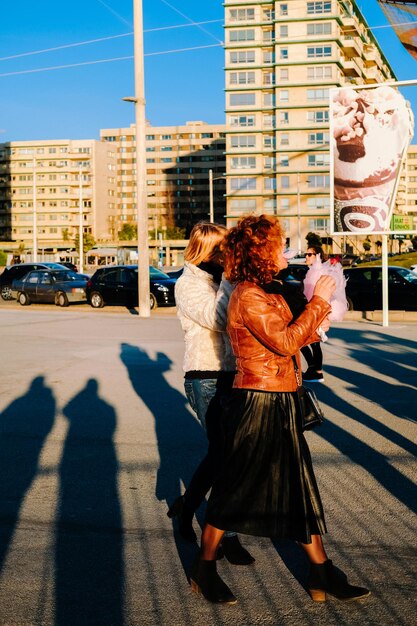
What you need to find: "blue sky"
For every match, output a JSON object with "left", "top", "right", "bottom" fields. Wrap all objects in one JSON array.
[{"left": 0, "top": 0, "right": 416, "bottom": 141}]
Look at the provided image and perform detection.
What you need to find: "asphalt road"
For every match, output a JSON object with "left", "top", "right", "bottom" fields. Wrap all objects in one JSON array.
[{"left": 0, "top": 306, "right": 416, "bottom": 626}]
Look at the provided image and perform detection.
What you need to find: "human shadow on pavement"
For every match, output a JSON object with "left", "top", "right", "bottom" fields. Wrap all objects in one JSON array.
[
  {"left": 55, "top": 379, "right": 124, "bottom": 626},
  {"left": 120, "top": 344, "right": 205, "bottom": 575},
  {"left": 0, "top": 376, "right": 55, "bottom": 572}
]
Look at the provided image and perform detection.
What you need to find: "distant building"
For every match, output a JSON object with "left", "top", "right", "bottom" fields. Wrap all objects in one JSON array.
[
  {"left": 100, "top": 121, "right": 226, "bottom": 236},
  {"left": 0, "top": 139, "right": 115, "bottom": 254},
  {"left": 224, "top": 0, "right": 397, "bottom": 250}
]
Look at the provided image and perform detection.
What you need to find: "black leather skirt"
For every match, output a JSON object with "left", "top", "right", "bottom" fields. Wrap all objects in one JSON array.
[{"left": 206, "top": 388, "right": 326, "bottom": 544}]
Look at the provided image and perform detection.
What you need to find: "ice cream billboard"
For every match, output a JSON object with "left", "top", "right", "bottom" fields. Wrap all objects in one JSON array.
[{"left": 330, "top": 85, "right": 414, "bottom": 234}]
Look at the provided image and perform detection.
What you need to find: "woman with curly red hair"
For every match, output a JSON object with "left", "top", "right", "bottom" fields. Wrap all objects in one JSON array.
[{"left": 190, "top": 215, "right": 370, "bottom": 605}]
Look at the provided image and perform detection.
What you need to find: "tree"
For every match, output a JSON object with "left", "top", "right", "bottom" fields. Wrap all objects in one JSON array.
[
  {"left": 74, "top": 233, "right": 96, "bottom": 254},
  {"left": 149, "top": 226, "right": 186, "bottom": 240},
  {"left": 363, "top": 240, "right": 371, "bottom": 254},
  {"left": 118, "top": 223, "right": 137, "bottom": 241},
  {"left": 0, "top": 250, "right": 7, "bottom": 266},
  {"left": 305, "top": 232, "right": 322, "bottom": 248},
  {"left": 62, "top": 228, "right": 70, "bottom": 242},
  {"left": 375, "top": 240, "right": 382, "bottom": 251}
]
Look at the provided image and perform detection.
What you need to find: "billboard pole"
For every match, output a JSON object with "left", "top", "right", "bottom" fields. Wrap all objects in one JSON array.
[{"left": 382, "top": 235, "right": 389, "bottom": 327}]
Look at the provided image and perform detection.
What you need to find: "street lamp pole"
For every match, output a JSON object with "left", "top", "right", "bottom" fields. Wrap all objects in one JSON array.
[
  {"left": 133, "top": 0, "right": 150, "bottom": 317},
  {"left": 296, "top": 172, "right": 301, "bottom": 254},
  {"left": 209, "top": 169, "right": 214, "bottom": 223},
  {"left": 79, "top": 162, "right": 84, "bottom": 274},
  {"left": 32, "top": 156, "right": 38, "bottom": 262}
]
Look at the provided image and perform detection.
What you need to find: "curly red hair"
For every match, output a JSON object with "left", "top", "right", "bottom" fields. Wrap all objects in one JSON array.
[{"left": 223, "top": 214, "right": 285, "bottom": 284}]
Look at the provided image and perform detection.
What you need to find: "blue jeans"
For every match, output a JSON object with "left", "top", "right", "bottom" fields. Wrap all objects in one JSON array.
[{"left": 184, "top": 378, "right": 217, "bottom": 431}]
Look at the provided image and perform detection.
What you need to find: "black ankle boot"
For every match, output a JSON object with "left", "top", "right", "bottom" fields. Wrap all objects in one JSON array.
[
  {"left": 190, "top": 556, "right": 237, "bottom": 604},
  {"left": 221, "top": 535, "right": 255, "bottom": 566},
  {"left": 167, "top": 496, "right": 197, "bottom": 542},
  {"left": 307, "top": 560, "right": 370, "bottom": 602}
]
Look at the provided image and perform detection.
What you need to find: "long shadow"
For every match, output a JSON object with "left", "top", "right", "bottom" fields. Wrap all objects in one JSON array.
[
  {"left": 55, "top": 379, "right": 124, "bottom": 626},
  {"left": 0, "top": 376, "right": 55, "bottom": 571},
  {"left": 119, "top": 344, "right": 206, "bottom": 570}
]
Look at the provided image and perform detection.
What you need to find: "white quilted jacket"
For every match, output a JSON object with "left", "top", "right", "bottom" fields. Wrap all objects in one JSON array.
[{"left": 175, "top": 262, "right": 236, "bottom": 373}]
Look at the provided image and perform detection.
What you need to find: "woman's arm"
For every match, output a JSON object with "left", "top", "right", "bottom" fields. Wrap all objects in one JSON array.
[
  {"left": 239, "top": 287, "right": 331, "bottom": 356},
  {"left": 176, "top": 275, "right": 234, "bottom": 331}
]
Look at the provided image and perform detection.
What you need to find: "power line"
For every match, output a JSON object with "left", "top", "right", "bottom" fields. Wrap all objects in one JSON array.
[
  {"left": 95, "top": 0, "right": 132, "bottom": 28},
  {"left": 0, "top": 20, "right": 223, "bottom": 63},
  {"left": 0, "top": 44, "right": 222, "bottom": 78},
  {"left": 159, "top": 0, "right": 224, "bottom": 45}
]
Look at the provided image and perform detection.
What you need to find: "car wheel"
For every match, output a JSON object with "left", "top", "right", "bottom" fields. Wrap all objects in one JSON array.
[
  {"left": 90, "top": 291, "right": 104, "bottom": 308},
  {"left": 150, "top": 293, "right": 157, "bottom": 310},
  {"left": 55, "top": 291, "right": 69, "bottom": 307},
  {"left": 346, "top": 296, "right": 354, "bottom": 311},
  {"left": 1, "top": 285, "right": 13, "bottom": 300},
  {"left": 18, "top": 292, "right": 30, "bottom": 306}
]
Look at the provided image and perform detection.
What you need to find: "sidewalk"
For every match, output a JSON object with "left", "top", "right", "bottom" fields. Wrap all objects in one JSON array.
[{"left": 0, "top": 309, "right": 416, "bottom": 625}]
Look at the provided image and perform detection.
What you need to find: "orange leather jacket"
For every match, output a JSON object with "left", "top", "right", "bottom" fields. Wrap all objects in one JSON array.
[{"left": 227, "top": 282, "right": 331, "bottom": 392}]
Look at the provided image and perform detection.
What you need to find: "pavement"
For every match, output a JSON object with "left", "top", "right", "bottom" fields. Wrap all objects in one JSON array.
[{"left": 0, "top": 304, "right": 416, "bottom": 626}]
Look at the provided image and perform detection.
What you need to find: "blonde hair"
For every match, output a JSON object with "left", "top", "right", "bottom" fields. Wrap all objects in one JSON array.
[{"left": 184, "top": 222, "right": 227, "bottom": 265}]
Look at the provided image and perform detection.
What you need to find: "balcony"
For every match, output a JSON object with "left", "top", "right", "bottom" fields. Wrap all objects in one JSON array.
[{"left": 341, "top": 37, "right": 363, "bottom": 58}]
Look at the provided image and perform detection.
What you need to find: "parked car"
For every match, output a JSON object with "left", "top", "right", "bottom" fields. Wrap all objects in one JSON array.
[
  {"left": 86, "top": 265, "right": 176, "bottom": 310},
  {"left": 344, "top": 266, "right": 417, "bottom": 311},
  {"left": 11, "top": 269, "right": 87, "bottom": 307},
  {"left": 279, "top": 264, "right": 309, "bottom": 286},
  {"left": 60, "top": 261, "right": 78, "bottom": 273},
  {"left": 166, "top": 267, "right": 184, "bottom": 280},
  {"left": 0, "top": 262, "right": 69, "bottom": 300}
]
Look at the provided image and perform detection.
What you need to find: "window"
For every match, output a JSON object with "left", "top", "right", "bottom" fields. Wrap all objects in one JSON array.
[
  {"left": 308, "top": 154, "right": 330, "bottom": 167},
  {"left": 280, "top": 48, "right": 288, "bottom": 60},
  {"left": 231, "top": 136, "right": 256, "bottom": 148},
  {"left": 263, "top": 93, "right": 276, "bottom": 106},
  {"left": 161, "top": 157, "right": 172, "bottom": 163},
  {"left": 308, "top": 132, "right": 330, "bottom": 145},
  {"left": 263, "top": 72, "right": 275, "bottom": 85},
  {"left": 307, "top": 88, "right": 329, "bottom": 101},
  {"left": 264, "top": 198, "right": 277, "bottom": 211},
  {"left": 280, "top": 68, "right": 289, "bottom": 81},
  {"left": 307, "top": 197, "right": 330, "bottom": 211},
  {"left": 280, "top": 90, "right": 289, "bottom": 102},
  {"left": 263, "top": 30, "right": 274, "bottom": 43},
  {"left": 279, "top": 25, "right": 288, "bottom": 37},
  {"left": 146, "top": 135, "right": 155, "bottom": 140},
  {"left": 307, "top": 66, "right": 332, "bottom": 79},
  {"left": 263, "top": 9, "right": 275, "bottom": 21},
  {"left": 161, "top": 146, "right": 172, "bottom": 151},
  {"left": 230, "top": 93, "right": 256, "bottom": 106},
  {"left": 307, "top": 46, "right": 331, "bottom": 58},
  {"left": 264, "top": 178, "right": 276, "bottom": 190},
  {"left": 281, "top": 198, "right": 290, "bottom": 210},
  {"left": 230, "top": 50, "right": 255, "bottom": 64},
  {"left": 263, "top": 114, "right": 275, "bottom": 128},
  {"left": 230, "top": 177, "right": 256, "bottom": 190},
  {"left": 280, "top": 155, "right": 289, "bottom": 167},
  {"left": 161, "top": 134, "right": 172, "bottom": 140},
  {"left": 280, "top": 4, "right": 288, "bottom": 16},
  {"left": 229, "top": 8, "right": 255, "bottom": 21},
  {"left": 280, "top": 133, "right": 289, "bottom": 145},
  {"left": 229, "top": 199, "right": 257, "bottom": 213},
  {"left": 231, "top": 157, "right": 256, "bottom": 169},
  {"left": 263, "top": 50, "right": 275, "bottom": 64},
  {"left": 307, "top": 110, "right": 329, "bottom": 123},
  {"left": 230, "top": 29, "right": 255, "bottom": 42},
  {"left": 308, "top": 175, "right": 330, "bottom": 188},
  {"left": 264, "top": 157, "right": 276, "bottom": 169},
  {"left": 307, "top": 22, "right": 332, "bottom": 35},
  {"left": 230, "top": 115, "right": 255, "bottom": 127},
  {"left": 264, "top": 136, "right": 276, "bottom": 149},
  {"left": 280, "top": 111, "right": 289, "bottom": 125},
  {"left": 281, "top": 176, "right": 290, "bottom": 188},
  {"left": 308, "top": 218, "right": 330, "bottom": 231},
  {"left": 230, "top": 71, "right": 256, "bottom": 85},
  {"left": 307, "top": 2, "right": 331, "bottom": 14}
]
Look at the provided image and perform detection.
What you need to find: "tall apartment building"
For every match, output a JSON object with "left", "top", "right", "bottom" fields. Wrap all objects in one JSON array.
[
  {"left": 100, "top": 121, "right": 226, "bottom": 236},
  {"left": 224, "top": 0, "right": 396, "bottom": 250},
  {"left": 0, "top": 139, "right": 116, "bottom": 254}
]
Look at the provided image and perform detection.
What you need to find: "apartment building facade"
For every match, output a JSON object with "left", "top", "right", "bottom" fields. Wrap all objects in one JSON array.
[
  {"left": 100, "top": 121, "right": 226, "bottom": 237},
  {"left": 224, "top": 0, "right": 397, "bottom": 250},
  {"left": 0, "top": 139, "right": 116, "bottom": 254}
]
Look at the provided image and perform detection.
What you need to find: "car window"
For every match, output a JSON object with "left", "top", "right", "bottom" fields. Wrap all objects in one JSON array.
[
  {"left": 149, "top": 267, "right": 169, "bottom": 279},
  {"left": 120, "top": 268, "right": 136, "bottom": 284},
  {"left": 51, "top": 271, "right": 75, "bottom": 282},
  {"left": 345, "top": 270, "right": 372, "bottom": 283},
  {"left": 100, "top": 269, "right": 120, "bottom": 284},
  {"left": 40, "top": 272, "right": 54, "bottom": 285},
  {"left": 394, "top": 268, "right": 416, "bottom": 284},
  {"left": 27, "top": 272, "right": 41, "bottom": 284}
]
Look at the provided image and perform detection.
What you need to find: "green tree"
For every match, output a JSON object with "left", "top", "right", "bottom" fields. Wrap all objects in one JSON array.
[
  {"left": 148, "top": 226, "right": 186, "bottom": 240},
  {"left": 305, "top": 232, "right": 322, "bottom": 248},
  {"left": 62, "top": 228, "right": 70, "bottom": 242},
  {"left": 0, "top": 250, "right": 7, "bottom": 266},
  {"left": 74, "top": 233, "right": 96, "bottom": 254},
  {"left": 363, "top": 240, "right": 371, "bottom": 254},
  {"left": 118, "top": 223, "right": 137, "bottom": 241}
]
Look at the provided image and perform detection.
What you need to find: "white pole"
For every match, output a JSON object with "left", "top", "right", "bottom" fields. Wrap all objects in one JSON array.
[
  {"left": 209, "top": 169, "right": 214, "bottom": 223},
  {"left": 133, "top": 0, "right": 150, "bottom": 317},
  {"left": 382, "top": 234, "right": 389, "bottom": 327},
  {"left": 79, "top": 162, "right": 84, "bottom": 274},
  {"left": 32, "top": 156, "right": 37, "bottom": 262},
  {"left": 297, "top": 172, "right": 301, "bottom": 254}
]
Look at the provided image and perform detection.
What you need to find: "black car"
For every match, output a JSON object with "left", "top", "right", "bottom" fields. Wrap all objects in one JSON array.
[
  {"left": 86, "top": 265, "right": 176, "bottom": 310},
  {"left": 12, "top": 269, "right": 87, "bottom": 307},
  {"left": 344, "top": 266, "right": 417, "bottom": 311},
  {"left": 0, "top": 262, "right": 69, "bottom": 300}
]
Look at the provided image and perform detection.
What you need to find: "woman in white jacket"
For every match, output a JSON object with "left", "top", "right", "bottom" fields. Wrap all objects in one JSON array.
[{"left": 168, "top": 222, "right": 254, "bottom": 565}]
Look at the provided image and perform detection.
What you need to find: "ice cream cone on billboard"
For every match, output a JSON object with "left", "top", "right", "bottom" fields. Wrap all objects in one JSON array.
[{"left": 331, "top": 86, "right": 413, "bottom": 234}]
